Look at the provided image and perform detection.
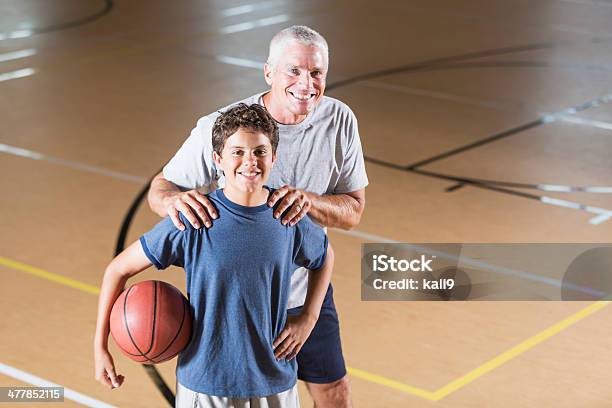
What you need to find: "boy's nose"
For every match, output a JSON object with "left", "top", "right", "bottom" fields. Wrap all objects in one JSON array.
[{"left": 243, "top": 154, "right": 258, "bottom": 166}]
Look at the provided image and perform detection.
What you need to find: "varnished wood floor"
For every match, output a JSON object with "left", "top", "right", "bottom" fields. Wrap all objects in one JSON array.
[{"left": 2, "top": 0, "right": 612, "bottom": 406}]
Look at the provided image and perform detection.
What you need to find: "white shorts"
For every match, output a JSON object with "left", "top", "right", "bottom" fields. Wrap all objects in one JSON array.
[{"left": 175, "top": 382, "right": 300, "bottom": 408}]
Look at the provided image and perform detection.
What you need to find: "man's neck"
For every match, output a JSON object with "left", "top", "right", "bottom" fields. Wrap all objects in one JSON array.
[
  {"left": 262, "top": 92, "right": 307, "bottom": 125},
  {"left": 223, "top": 185, "right": 269, "bottom": 207}
]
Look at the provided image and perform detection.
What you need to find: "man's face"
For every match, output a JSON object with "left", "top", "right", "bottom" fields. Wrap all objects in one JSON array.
[
  {"left": 264, "top": 41, "right": 328, "bottom": 123},
  {"left": 213, "top": 129, "right": 276, "bottom": 194}
]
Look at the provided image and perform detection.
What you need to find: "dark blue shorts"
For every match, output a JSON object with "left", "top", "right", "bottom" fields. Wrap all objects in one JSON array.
[{"left": 287, "top": 285, "right": 347, "bottom": 384}]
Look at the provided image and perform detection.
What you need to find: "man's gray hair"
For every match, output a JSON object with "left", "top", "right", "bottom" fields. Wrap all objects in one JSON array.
[{"left": 267, "top": 25, "right": 329, "bottom": 68}]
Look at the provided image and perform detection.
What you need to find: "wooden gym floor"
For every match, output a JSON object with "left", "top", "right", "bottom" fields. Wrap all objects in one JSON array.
[{"left": 1, "top": 0, "right": 612, "bottom": 406}]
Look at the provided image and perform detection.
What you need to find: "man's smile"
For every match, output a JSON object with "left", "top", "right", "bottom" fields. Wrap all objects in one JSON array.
[{"left": 288, "top": 91, "right": 316, "bottom": 101}]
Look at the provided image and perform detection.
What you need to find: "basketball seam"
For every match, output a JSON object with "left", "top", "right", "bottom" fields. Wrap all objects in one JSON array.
[
  {"left": 149, "top": 291, "right": 189, "bottom": 363},
  {"left": 143, "top": 280, "right": 158, "bottom": 355},
  {"left": 123, "top": 283, "right": 157, "bottom": 364}
]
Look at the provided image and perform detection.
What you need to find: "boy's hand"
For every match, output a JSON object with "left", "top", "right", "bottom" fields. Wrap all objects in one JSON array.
[
  {"left": 273, "top": 313, "right": 318, "bottom": 361},
  {"left": 267, "top": 185, "right": 312, "bottom": 227},
  {"left": 164, "top": 190, "right": 218, "bottom": 230},
  {"left": 94, "top": 348, "right": 125, "bottom": 389}
]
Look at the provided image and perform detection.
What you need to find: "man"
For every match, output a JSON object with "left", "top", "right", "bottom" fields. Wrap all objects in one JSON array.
[{"left": 148, "top": 25, "right": 367, "bottom": 407}]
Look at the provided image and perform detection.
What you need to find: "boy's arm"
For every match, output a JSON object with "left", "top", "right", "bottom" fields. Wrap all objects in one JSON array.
[
  {"left": 273, "top": 244, "right": 334, "bottom": 360},
  {"left": 93, "top": 241, "right": 152, "bottom": 389}
]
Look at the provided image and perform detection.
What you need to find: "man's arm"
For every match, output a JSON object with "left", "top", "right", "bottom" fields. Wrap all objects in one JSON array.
[
  {"left": 268, "top": 187, "right": 366, "bottom": 230},
  {"left": 148, "top": 172, "right": 218, "bottom": 230},
  {"left": 306, "top": 189, "right": 365, "bottom": 230}
]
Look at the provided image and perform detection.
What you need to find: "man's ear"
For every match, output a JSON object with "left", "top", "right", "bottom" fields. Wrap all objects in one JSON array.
[{"left": 264, "top": 63, "right": 273, "bottom": 86}]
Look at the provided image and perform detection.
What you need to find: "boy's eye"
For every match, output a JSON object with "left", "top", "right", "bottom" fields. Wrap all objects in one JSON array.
[
  {"left": 231, "top": 150, "right": 243, "bottom": 156},
  {"left": 255, "top": 149, "right": 267, "bottom": 156}
]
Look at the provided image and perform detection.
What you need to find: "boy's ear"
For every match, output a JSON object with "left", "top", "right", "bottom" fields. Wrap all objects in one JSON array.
[
  {"left": 264, "top": 63, "right": 273, "bottom": 86},
  {"left": 271, "top": 152, "right": 277, "bottom": 164},
  {"left": 213, "top": 151, "right": 222, "bottom": 168}
]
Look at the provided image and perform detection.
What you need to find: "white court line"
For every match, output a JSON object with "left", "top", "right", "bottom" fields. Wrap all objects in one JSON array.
[
  {"left": 0, "top": 30, "right": 34, "bottom": 41},
  {"left": 541, "top": 93, "right": 612, "bottom": 124},
  {"left": 332, "top": 227, "right": 399, "bottom": 243},
  {"left": 558, "top": 115, "right": 612, "bottom": 131},
  {"left": 541, "top": 196, "right": 612, "bottom": 225},
  {"left": 556, "top": 0, "right": 612, "bottom": 7},
  {"left": 549, "top": 25, "right": 612, "bottom": 36},
  {"left": 0, "top": 362, "right": 116, "bottom": 408},
  {"left": 0, "top": 143, "right": 147, "bottom": 184},
  {"left": 589, "top": 213, "right": 611, "bottom": 225},
  {"left": 220, "top": 1, "right": 285, "bottom": 17},
  {"left": 360, "top": 81, "right": 510, "bottom": 110},
  {"left": 538, "top": 184, "right": 612, "bottom": 193},
  {"left": 216, "top": 55, "right": 263, "bottom": 70},
  {"left": 0, "top": 49, "right": 36, "bottom": 63},
  {"left": 0, "top": 68, "right": 35, "bottom": 82},
  {"left": 220, "top": 14, "right": 290, "bottom": 34}
]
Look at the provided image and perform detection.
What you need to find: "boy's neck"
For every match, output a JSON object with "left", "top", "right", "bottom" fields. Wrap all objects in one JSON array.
[{"left": 222, "top": 185, "right": 269, "bottom": 207}]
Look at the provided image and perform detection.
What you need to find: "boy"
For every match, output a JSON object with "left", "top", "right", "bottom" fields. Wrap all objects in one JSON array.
[{"left": 94, "top": 103, "right": 334, "bottom": 407}]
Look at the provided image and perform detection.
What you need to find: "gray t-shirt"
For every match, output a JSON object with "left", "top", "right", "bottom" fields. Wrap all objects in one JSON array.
[{"left": 163, "top": 92, "right": 368, "bottom": 307}]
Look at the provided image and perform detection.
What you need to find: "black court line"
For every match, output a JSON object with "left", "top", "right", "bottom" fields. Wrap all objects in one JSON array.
[
  {"left": 326, "top": 35, "right": 611, "bottom": 91},
  {"left": 404, "top": 119, "right": 543, "bottom": 170},
  {"left": 402, "top": 60, "right": 612, "bottom": 74},
  {"left": 21, "top": 0, "right": 113, "bottom": 36},
  {"left": 328, "top": 53, "right": 612, "bottom": 196},
  {"left": 365, "top": 91, "right": 612, "bottom": 195}
]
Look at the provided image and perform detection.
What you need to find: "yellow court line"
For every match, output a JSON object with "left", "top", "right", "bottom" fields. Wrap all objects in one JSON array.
[
  {"left": 432, "top": 300, "right": 609, "bottom": 400},
  {"left": 347, "top": 367, "right": 436, "bottom": 400},
  {"left": 1, "top": 255, "right": 608, "bottom": 401},
  {"left": 0, "top": 256, "right": 100, "bottom": 295}
]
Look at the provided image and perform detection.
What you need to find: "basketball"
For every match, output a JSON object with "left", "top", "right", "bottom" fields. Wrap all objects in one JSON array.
[{"left": 109, "top": 280, "right": 192, "bottom": 364}]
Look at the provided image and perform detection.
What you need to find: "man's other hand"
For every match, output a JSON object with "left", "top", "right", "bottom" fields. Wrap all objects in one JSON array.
[{"left": 267, "top": 185, "right": 312, "bottom": 226}]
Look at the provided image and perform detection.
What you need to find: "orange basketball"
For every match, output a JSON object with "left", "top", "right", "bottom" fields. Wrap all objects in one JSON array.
[{"left": 109, "top": 280, "right": 192, "bottom": 364}]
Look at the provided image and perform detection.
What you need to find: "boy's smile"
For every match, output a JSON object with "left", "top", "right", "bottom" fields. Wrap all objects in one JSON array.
[{"left": 213, "top": 128, "right": 276, "bottom": 206}]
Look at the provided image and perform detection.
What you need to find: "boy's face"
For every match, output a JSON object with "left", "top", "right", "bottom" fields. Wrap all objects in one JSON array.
[{"left": 213, "top": 129, "right": 276, "bottom": 194}]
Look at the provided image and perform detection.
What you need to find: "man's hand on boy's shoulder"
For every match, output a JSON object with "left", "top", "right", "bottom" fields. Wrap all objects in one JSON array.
[
  {"left": 267, "top": 185, "right": 312, "bottom": 227},
  {"left": 164, "top": 190, "right": 218, "bottom": 231}
]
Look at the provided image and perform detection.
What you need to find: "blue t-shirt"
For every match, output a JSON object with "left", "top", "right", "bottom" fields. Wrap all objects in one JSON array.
[{"left": 139, "top": 188, "right": 328, "bottom": 397}]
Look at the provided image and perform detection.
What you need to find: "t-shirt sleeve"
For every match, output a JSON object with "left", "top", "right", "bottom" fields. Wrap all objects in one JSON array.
[
  {"left": 162, "top": 115, "right": 220, "bottom": 191},
  {"left": 292, "top": 216, "right": 328, "bottom": 270},
  {"left": 139, "top": 216, "right": 188, "bottom": 270},
  {"left": 335, "top": 106, "right": 369, "bottom": 194}
]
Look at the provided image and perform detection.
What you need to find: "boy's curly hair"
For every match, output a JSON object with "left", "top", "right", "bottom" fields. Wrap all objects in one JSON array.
[{"left": 212, "top": 103, "right": 279, "bottom": 155}]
